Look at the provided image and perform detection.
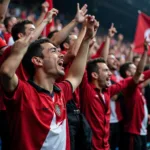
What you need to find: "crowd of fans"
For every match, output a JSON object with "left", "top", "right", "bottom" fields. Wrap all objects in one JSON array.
[{"left": 0, "top": 0, "right": 150, "bottom": 150}]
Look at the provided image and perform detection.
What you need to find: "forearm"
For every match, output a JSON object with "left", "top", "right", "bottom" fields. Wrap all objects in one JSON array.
[
  {"left": 35, "top": 12, "right": 46, "bottom": 27},
  {"left": 136, "top": 51, "right": 147, "bottom": 75},
  {"left": 133, "top": 51, "right": 147, "bottom": 83},
  {"left": 0, "top": 0, "right": 10, "bottom": 23},
  {"left": 101, "top": 36, "right": 110, "bottom": 61},
  {"left": 32, "top": 20, "right": 48, "bottom": 41},
  {"left": 63, "top": 26, "right": 86, "bottom": 65},
  {"left": 126, "top": 48, "right": 133, "bottom": 62},
  {"left": 71, "top": 26, "right": 86, "bottom": 56},
  {"left": 50, "top": 19, "right": 78, "bottom": 46},
  {"left": 0, "top": 50, "right": 26, "bottom": 79},
  {"left": 66, "top": 39, "right": 90, "bottom": 91}
]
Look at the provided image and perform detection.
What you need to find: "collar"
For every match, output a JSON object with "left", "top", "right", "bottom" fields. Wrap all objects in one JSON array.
[
  {"left": 89, "top": 83, "right": 107, "bottom": 92},
  {"left": 28, "top": 79, "right": 61, "bottom": 97}
]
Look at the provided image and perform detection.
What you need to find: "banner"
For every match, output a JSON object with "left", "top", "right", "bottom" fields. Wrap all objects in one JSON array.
[
  {"left": 42, "top": 0, "right": 54, "bottom": 37},
  {"left": 134, "top": 12, "right": 150, "bottom": 55}
]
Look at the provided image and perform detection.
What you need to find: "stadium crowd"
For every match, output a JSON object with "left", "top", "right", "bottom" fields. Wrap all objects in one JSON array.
[{"left": 0, "top": 0, "right": 150, "bottom": 150}]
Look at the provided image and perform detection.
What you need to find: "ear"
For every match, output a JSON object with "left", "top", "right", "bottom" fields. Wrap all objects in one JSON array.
[
  {"left": 18, "top": 33, "right": 24, "bottom": 39},
  {"left": 63, "top": 43, "right": 69, "bottom": 49},
  {"left": 126, "top": 70, "right": 131, "bottom": 77},
  {"left": 31, "top": 57, "right": 43, "bottom": 67},
  {"left": 91, "top": 72, "right": 98, "bottom": 80}
]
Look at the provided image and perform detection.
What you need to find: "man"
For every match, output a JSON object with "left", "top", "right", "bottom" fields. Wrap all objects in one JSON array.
[
  {"left": 0, "top": 14, "right": 97, "bottom": 150},
  {"left": 0, "top": 8, "right": 59, "bottom": 150},
  {"left": 107, "top": 54, "right": 123, "bottom": 150},
  {"left": 0, "top": 4, "right": 88, "bottom": 149},
  {"left": 119, "top": 42, "right": 150, "bottom": 150},
  {"left": 80, "top": 40, "right": 149, "bottom": 150},
  {"left": 3, "top": 16, "right": 17, "bottom": 46}
]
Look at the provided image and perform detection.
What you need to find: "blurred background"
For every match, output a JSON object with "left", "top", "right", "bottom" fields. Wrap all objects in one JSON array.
[{"left": 10, "top": 0, "right": 150, "bottom": 41}]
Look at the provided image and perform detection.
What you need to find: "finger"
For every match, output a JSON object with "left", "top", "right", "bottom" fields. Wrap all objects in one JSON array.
[
  {"left": 51, "top": 8, "right": 58, "bottom": 13},
  {"left": 77, "top": 3, "right": 80, "bottom": 11},
  {"left": 111, "top": 23, "right": 114, "bottom": 28},
  {"left": 83, "top": 9, "right": 88, "bottom": 16},
  {"left": 81, "top": 4, "right": 88, "bottom": 12},
  {"left": 25, "top": 32, "right": 33, "bottom": 42}
]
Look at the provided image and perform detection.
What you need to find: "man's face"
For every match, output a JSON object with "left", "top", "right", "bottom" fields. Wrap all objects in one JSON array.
[
  {"left": 96, "top": 63, "right": 112, "bottom": 88},
  {"left": 24, "top": 24, "right": 35, "bottom": 36},
  {"left": 107, "top": 54, "right": 118, "bottom": 71},
  {"left": 128, "top": 64, "right": 137, "bottom": 77},
  {"left": 40, "top": 42, "right": 65, "bottom": 77},
  {"left": 0, "top": 23, "right": 6, "bottom": 32},
  {"left": 9, "top": 17, "right": 17, "bottom": 28}
]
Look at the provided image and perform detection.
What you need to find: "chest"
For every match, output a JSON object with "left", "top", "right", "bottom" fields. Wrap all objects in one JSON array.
[{"left": 20, "top": 91, "right": 67, "bottom": 124}]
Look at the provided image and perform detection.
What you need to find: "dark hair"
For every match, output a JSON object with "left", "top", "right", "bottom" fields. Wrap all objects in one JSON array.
[
  {"left": 22, "top": 38, "right": 51, "bottom": 77},
  {"left": 4, "top": 16, "right": 13, "bottom": 29},
  {"left": 87, "top": 58, "right": 105, "bottom": 82},
  {"left": 133, "top": 56, "right": 140, "bottom": 63},
  {"left": 119, "top": 62, "right": 133, "bottom": 78},
  {"left": 11, "top": 20, "right": 33, "bottom": 41},
  {"left": 47, "top": 30, "right": 58, "bottom": 39},
  {"left": 59, "top": 36, "right": 70, "bottom": 50},
  {"left": 144, "top": 65, "right": 150, "bottom": 71}
]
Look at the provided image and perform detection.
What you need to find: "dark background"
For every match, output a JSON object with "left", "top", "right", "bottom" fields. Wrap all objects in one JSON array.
[{"left": 11, "top": 0, "right": 150, "bottom": 41}]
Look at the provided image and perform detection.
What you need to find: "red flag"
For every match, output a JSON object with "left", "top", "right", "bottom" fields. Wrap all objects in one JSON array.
[
  {"left": 134, "top": 12, "right": 150, "bottom": 55},
  {"left": 42, "top": 0, "right": 54, "bottom": 37}
]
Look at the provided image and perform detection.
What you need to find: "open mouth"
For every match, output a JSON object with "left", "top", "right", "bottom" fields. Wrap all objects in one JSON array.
[
  {"left": 106, "top": 77, "right": 110, "bottom": 82},
  {"left": 58, "top": 59, "right": 64, "bottom": 70}
]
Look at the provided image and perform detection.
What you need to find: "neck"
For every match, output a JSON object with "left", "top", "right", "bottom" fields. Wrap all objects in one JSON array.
[
  {"left": 7, "top": 27, "right": 11, "bottom": 33},
  {"left": 111, "top": 70, "right": 116, "bottom": 75},
  {"left": 33, "top": 70, "right": 56, "bottom": 93},
  {"left": 92, "top": 80, "right": 103, "bottom": 93}
]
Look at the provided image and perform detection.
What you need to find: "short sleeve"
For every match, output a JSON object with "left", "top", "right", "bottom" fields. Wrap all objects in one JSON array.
[
  {"left": 2, "top": 79, "right": 26, "bottom": 104},
  {"left": 57, "top": 80, "right": 73, "bottom": 102}
]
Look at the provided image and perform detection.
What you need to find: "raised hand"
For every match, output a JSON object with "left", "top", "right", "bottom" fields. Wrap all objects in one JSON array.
[
  {"left": 84, "top": 15, "right": 99, "bottom": 40},
  {"left": 108, "top": 23, "right": 117, "bottom": 38},
  {"left": 144, "top": 38, "right": 150, "bottom": 51},
  {"left": 12, "top": 33, "right": 33, "bottom": 53},
  {"left": 42, "top": 1, "right": 49, "bottom": 13},
  {"left": 75, "top": 3, "right": 88, "bottom": 23},
  {"left": 44, "top": 8, "right": 59, "bottom": 24}
]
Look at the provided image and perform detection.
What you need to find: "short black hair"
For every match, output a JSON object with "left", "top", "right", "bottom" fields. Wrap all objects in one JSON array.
[
  {"left": 119, "top": 62, "right": 133, "bottom": 78},
  {"left": 22, "top": 38, "right": 51, "bottom": 77},
  {"left": 47, "top": 30, "right": 58, "bottom": 39},
  {"left": 4, "top": 16, "right": 14, "bottom": 29},
  {"left": 133, "top": 55, "right": 140, "bottom": 63},
  {"left": 11, "top": 20, "right": 33, "bottom": 41},
  {"left": 87, "top": 58, "right": 106, "bottom": 82}
]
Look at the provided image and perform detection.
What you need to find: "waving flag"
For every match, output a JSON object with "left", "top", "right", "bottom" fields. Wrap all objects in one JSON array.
[
  {"left": 134, "top": 12, "right": 150, "bottom": 55},
  {"left": 42, "top": 0, "right": 54, "bottom": 37}
]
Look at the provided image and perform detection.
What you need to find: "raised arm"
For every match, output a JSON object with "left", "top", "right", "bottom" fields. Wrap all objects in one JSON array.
[
  {"left": 35, "top": 1, "right": 49, "bottom": 27},
  {"left": 0, "top": 0, "right": 10, "bottom": 23},
  {"left": 0, "top": 34, "right": 32, "bottom": 92},
  {"left": 32, "top": 8, "right": 58, "bottom": 41},
  {"left": 50, "top": 3, "right": 88, "bottom": 46},
  {"left": 133, "top": 39, "right": 149, "bottom": 84},
  {"left": 63, "top": 22, "right": 87, "bottom": 65},
  {"left": 126, "top": 44, "right": 134, "bottom": 62},
  {"left": 101, "top": 23, "right": 117, "bottom": 61},
  {"left": 65, "top": 16, "right": 99, "bottom": 92}
]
